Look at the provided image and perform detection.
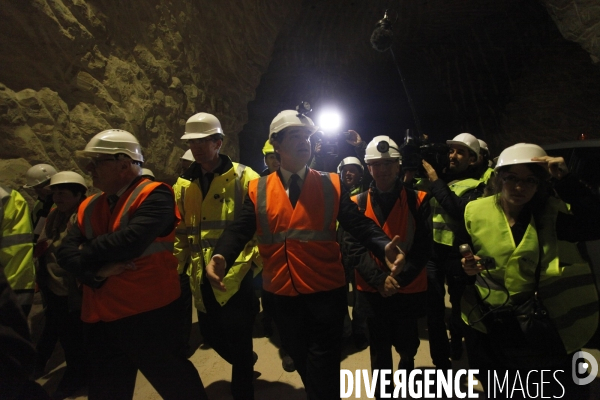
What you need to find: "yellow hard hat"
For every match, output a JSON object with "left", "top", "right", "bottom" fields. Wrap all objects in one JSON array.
[{"left": 262, "top": 139, "right": 275, "bottom": 155}]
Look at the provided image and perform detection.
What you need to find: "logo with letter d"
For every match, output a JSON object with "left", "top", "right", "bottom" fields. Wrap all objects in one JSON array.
[{"left": 572, "top": 351, "right": 598, "bottom": 386}]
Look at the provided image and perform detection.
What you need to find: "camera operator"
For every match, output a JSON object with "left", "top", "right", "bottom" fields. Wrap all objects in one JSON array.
[
  {"left": 310, "top": 130, "right": 367, "bottom": 173},
  {"left": 474, "top": 139, "right": 494, "bottom": 184},
  {"left": 421, "top": 133, "right": 486, "bottom": 370}
]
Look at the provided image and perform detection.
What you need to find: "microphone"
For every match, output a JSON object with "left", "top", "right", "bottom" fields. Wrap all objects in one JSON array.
[{"left": 370, "top": 10, "right": 394, "bottom": 52}]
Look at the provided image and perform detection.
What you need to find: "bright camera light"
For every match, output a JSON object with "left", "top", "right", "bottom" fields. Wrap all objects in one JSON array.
[{"left": 318, "top": 111, "right": 342, "bottom": 132}]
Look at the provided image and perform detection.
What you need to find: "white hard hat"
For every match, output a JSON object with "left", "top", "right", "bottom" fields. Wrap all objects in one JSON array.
[
  {"left": 79, "top": 129, "right": 144, "bottom": 162},
  {"left": 49, "top": 171, "right": 87, "bottom": 191},
  {"left": 269, "top": 110, "right": 317, "bottom": 143},
  {"left": 477, "top": 139, "right": 489, "bottom": 154},
  {"left": 337, "top": 157, "right": 364, "bottom": 174},
  {"left": 181, "top": 113, "right": 223, "bottom": 140},
  {"left": 23, "top": 164, "right": 58, "bottom": 188},
  {"left": 495, "top": 143, "right": 547, "bottom": 171},
  {"left": 364, "top": 136, "right": 401, "bottom": 163},
  {"left": 180, "top": 149, "right": 195, "bottom": 162},
  {"left": 141, "top": 168, "right": 155, "bottom": 179},
  {"left": 446, "top": 133, "right": 480, "bottom": 156}
]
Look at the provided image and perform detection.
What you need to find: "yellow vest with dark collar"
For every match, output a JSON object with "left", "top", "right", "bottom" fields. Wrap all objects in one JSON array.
[{"left": 173, "top": 163, "right": 261, "bottom": 312}]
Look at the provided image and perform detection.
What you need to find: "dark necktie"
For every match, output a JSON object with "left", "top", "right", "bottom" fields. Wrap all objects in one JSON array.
[
  {"left": 202, "top": 173, "right": 215, "bottom": 197},
  {"left": 289, "top": 174, "right": 301, "bottom": 208},
  {"left": 107, "top": 194, "right": 119, "bottom": 212}
]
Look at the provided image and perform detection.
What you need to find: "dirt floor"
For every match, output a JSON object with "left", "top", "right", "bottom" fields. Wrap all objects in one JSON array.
[{"left": 30, "top": 291, "right": 600, "bottom": 400}]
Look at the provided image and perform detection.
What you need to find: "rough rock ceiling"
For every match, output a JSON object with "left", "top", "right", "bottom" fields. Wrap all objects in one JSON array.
[
  {"left": 0, "top": 0, "right": 599, "bottom": 189},
  {"left": 238, "top": 0, "right": 600, "bottom": 170}
]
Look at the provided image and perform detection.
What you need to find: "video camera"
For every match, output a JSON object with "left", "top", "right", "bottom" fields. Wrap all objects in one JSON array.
[
  {"left": 314, "top": 130, "right": 351, "bottom": 157},
  {"left": 400, "top": 129, "right": 450, "bottom": 176}
]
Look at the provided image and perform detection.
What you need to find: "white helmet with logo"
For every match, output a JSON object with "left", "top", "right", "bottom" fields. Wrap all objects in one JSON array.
[
  {"left": 23, "top": 164, "right": 58, "bottom": 188},
  {"left": 364, "top": 136, "right": 401, "bottom": 163},
  {"left": 181, "top": 113, "right": 223, "bottom": 140},
  {"left": 269, "top": 110, "right": 317, "bottom": 143},
  {"left": 337, "top": 157, "right": 364, "bottom": 174},
  {"left": 180, "top": 149, "right": 195, "bottom": 162},
  {"left": 48, "top": 171, "right": 87, "bottom": 192},
  {"left": 495, "top": 143, "right": 547, "bottom": 170},
  {"left": 79, "top": 129, "right": 144, "bottom": 162},
  {"left": 446, "top": 133, "right": 480, "bottom": 156}
]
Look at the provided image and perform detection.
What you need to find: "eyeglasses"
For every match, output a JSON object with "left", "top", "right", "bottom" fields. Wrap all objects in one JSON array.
[
  {"left": 367, "top": 161, "right": 397, "bottom": 169},
  {"left": 501, "top": 174, "right": 540, "bottom": 188},
  {"left": 187, "top": 137, "right": 216, "bottom": 146},
  {"left": 89, "top": 157, "right": 118, "bottom": 168}
]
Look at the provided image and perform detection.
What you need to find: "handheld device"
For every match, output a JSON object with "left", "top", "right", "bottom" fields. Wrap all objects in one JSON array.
[{"left": 459, "top": 244, "right": 474, "bottom": 261}]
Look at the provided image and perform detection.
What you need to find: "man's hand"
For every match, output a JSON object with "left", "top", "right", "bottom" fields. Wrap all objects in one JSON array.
[
  {"left": 345, "top": 130, "right": 362, "bottom": 147},
  {"left": 385, "top": 235, "right": 406, "bottom": 276},
  {"left": 314, "top": 141, "right": 322, "bottom": 155},
  {"left": 531, "top": 156, "right": 568, "bottom": 180},
  {"left": 206, "top": 254, "right": 227, "bottom": 292},
  {"left": 96, "top": 262, "right": 136, "bottom": 278},
  {"left": 422, "top": 160, "right": 439, "bottom": 182},
  {"left": 462, "top": 255, "right": 483, "bottom": 276},
  {"left": 377, "top": 275, "right": 400, "bottom": 297}
]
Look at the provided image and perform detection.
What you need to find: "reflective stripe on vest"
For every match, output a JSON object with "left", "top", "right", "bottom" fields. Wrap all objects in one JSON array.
[
  {"left": 0, "top": 233, "right": 32, "bottom": 249},
  {"left": 255, "top": 172, "right": 336, "bottom": 244},
  {"left": 431, "top": 178, "right": 481, "bottom": 246},
  {"left": 0, "top": 187, "right": 32, "bottom": 249}
]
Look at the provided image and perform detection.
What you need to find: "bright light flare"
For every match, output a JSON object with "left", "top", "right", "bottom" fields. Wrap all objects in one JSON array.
[{"left": 318, "top": 111, "right": 342, "bottom": 133}]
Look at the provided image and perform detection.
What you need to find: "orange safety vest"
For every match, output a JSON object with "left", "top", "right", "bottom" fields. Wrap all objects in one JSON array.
[
  {"left": 248, "top": 169, "right": 345, "bottom": 295},
  {"left": 77, "top": 179, "right": 180, "bottom": 322},
  {"left": 352, "top": 187, "right": 428, "bottom": 293}
]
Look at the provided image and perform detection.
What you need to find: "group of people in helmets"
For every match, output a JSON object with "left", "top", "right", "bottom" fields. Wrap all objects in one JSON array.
[{"left": 3, "top": 105, "right": 599, "bottom": 400}]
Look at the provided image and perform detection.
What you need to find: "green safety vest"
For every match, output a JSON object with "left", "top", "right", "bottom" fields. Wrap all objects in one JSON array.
[
  {"left": 173, "top": 162, "right": 261, "bottom": 312},
  {"left": 462, "top": 195, "right": 599, "bottom": 353},
  {"left": 431, "top": 178, "right": 482, "bottom": 246},
  {"left": 480, "top": 168, "right": 494, "bottom": 185},
  {"left": 0, "top": 186, "right": 35, "bottom": 307}
]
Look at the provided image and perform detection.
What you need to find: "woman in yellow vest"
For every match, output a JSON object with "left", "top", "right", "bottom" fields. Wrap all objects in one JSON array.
[{"left": 461, "top": 143, "right": 600, "bottom": 397}]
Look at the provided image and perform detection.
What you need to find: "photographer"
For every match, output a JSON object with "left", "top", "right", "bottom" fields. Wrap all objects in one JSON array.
[
  {"left": 474, "top": 139, "right": 494, "bottom": 184},
  {"left": 421, "top": 133, "right": 486, "bottom": 370},
  {"left": 310, "top": 130, "right": 367, "bottom": 174}
]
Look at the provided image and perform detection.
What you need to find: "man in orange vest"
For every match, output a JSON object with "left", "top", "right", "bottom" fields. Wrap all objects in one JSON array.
[
  {"left": 346, "top": 136, "right": 431, "bottom": 398},
  {"left": 205, "top": 109, "right": 406, "bottom": 400},
  {"left": 57, "top": 129, "right": 207, "bottom": 400}
]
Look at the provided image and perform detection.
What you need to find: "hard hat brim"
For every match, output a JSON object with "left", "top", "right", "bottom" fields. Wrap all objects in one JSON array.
[
  {"left": 180, "top": 132, "right": 223, "bottom": 140},
  {"left": 446, "top": 140, "right": 478, "bottom": 155}
]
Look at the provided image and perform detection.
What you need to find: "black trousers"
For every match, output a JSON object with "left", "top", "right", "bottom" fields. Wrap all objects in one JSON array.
[
  {"left": 263, "top": 286, "right": 346, "bottom": 400},
  {"left": 173, "top": 272, "right": 193, "bottom": 354},
  {"left": 85, "top": 299, "right": 207, "bottom": 400},
  {"left": 198, "top": 269, "right": 256, "bottom": 400},
  {"left": 38, "top": 290, "right": 87, "bottom": 385},
  {"left": 426, "top": 260, "right": 467, "bottom": 368},
  {"left": 360, "top": 290, "right": 422, "bottom": 399},
  {"left": 466, "top": 326, "right": 590, "bottom": 399}
]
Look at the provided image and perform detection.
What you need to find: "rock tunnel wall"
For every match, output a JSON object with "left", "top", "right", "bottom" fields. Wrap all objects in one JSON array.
[{"left": 0, "top": 0, "right": 299, "bottom": 192}]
